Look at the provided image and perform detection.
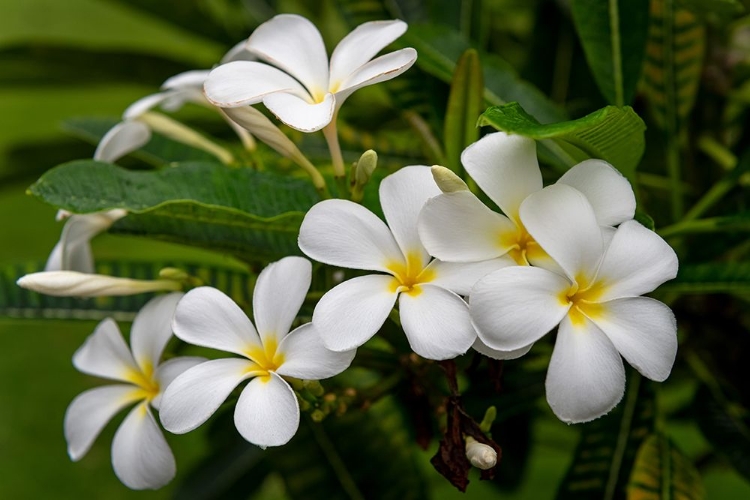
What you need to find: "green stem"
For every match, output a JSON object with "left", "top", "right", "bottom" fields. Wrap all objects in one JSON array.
[
  {"left": 138, "top": 112, "right": 235, "bottom": 165},
  {"left": 663, "top": 0, "right": 684, "bottom": 221},
  {"left": 322, "top": 113, "right": 345, "bottom": 179},
  {"left": 608, "top": 0, "right": 624, "bottom": 107}
]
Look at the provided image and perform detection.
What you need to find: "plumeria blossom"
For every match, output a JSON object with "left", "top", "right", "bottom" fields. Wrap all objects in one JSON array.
[
  {"left": 418, "top": 131, "right": 636, "bottom": 268},
  {"left": 17, "top": 271, "right": 182, "bottom": 297},
  {"left": 160, "top": 257, "right": 355, "bottom": 447},
  {"left": 204, "top": 14, "right": 417, "bottom": 133},
  {"left": 64, "top": 293, "right": 204, "bottom": 489},
  {"left": 298, "top": 166, "right": 511, "bottom": 360},
  {"left": 470, "top": 184, "right": 678, "bottom": 423}
]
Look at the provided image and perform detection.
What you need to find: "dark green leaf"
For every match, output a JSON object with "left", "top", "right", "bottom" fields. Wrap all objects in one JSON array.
[
  {"left": 659, "top": 262, "right": 750, "bottom": 294},
  {"left": 443, "top": 49, "right": 484, "bottom": 174},
  {"left": 677, "top": 0, "right": 744, "bottom": 19},
  {"left": 556, "top": 374, "right": 656, "bottom": 500},
  {"left": 571, "top": 0, "right": 650, "bottom": 106},
  {"left": 28, "top": 160, "right": 321, "bottom": 260}
]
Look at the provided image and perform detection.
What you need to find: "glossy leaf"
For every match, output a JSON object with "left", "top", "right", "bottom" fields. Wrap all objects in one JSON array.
[
  {"left": 659, "top": 262, "right": 750, "bottom": 294},
  {"left": 571, "top": 0, "right": 650, "bottom": 106},
  {"left": 444, "top": 49, "right": 484, "bottom": 174},
  {"left": 478, "top": 102, "right": 646, "bottom": 177},
  {"left": 28, "top": 160, "right": 321, "bottom": 260},
  {"left": 626, "top": 433, "right": 704, "bottom": 499}
]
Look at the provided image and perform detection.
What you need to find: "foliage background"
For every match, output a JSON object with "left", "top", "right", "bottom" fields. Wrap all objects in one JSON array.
[{"left": 1, "top": 0, "right": 749, "bottom": 498}]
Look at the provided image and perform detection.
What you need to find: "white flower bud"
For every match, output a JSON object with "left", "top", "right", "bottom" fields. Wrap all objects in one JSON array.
[
  {"left": 431, "top": 165, "right": 469, "bottom": 193},
  {"left": 17, "top": 271, "right": 181, "bottom": 298},
  {"left": 465, "top": 437, "right": 497, "bottom": 470}
]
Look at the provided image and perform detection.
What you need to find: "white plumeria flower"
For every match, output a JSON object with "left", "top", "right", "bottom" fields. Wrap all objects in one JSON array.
[
  {"left": 160, "top": 257, "right": 355, "bottom": 447},
  {"left": 298, "top": 166, "right": 511, "bottom": 360},
  {"left": 64, "top": 293, "right": 204, "bottom": 490},
  {"left": 418, "top": 131, "right": 636, "bottom": 267},
  {"left": 17, "top": 271, "right": 182, "bottom": 297},
  {"left": 204, "top": 14, "right": 417, "bottom": 133},
  {"left": 470, "top": 184, "right": 679, "bottom": 423}
]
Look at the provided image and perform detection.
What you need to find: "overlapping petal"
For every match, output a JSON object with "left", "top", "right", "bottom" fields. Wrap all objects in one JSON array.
[
  {"left": 234, "top": 373, "right": 300, "bottom": 447},
  {"left": 335, "top": 48, "right": 417, "bottom": 104},
  {"left": 152, "top": 356, "right": 206, "bottom": 410},
  {"left": 275, "top": 324, "right": 356, "bottom": 379},
  {"left": 546, "top": 315, "right": 626, "bottom": 423},
  {"left": 329, "top": 20, "right": 407, "bottom": 84},
  {"left": 262, "top": 91, "right": 335, "bottom": 132},
  {"left": 312, "top": 274, "right": 399, "bottom": 351},
  {"left": 172, "top": 287, "right": 262, "bottom": 356},
  {"left": 425, "top": 258, "right": 513, "bottom": 296},
  {"left": 93, "top": 121, "right": 151, "bottom": 163},
  {"left": 130, "top": 292, "right": 184, "bottom": 373},
  {"left": 112, "top": 403, "right": 175, "bottom": 490},
  {"left": 253, "top": 257, "right": 311, "bottom": 344},
  {"left": 399, "top": 285, "right": 476, "bottom": 360},
  {"left": 472, "top": 338, "right": 534, "bottom": 360},
  {"left": 204, "top": 61, "right": 309, "bottom": 108},
  {"left": 73, "top": 318, "right": 138, "bottom": 382}
]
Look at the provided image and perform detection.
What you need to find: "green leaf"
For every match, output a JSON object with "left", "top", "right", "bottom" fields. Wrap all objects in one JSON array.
[
  {"left": 556, "top": 374, "right": 656, "bottom": 500},
  {"left": 571, "top": 0, "right": 650, "bottom": 106},
  {"left": 0, "top": 259, "right": 252, "bottom": 321},
  {"left": 677, "top": 0, "right": 744, "bottom": 19},
  {"left": 626, "top": 432, "right": 704, "bottom": 500},
  {"left": 659, "top": 262, "right": 750, "bottom": 294},
  {"left": 266, "top": 400, "right": 428, "bottom": 500},
  {"left": 27, "top": 160, "right": 321, "bottom": 260},
  {"left": 478, "top": 102, "right": 646, "bottom": 177},
  {"left": 658, "top": 212, "right": 750, "bottom": 238},
  {"left": 443, "top": 49, "right": 484, "bottom": 174}
]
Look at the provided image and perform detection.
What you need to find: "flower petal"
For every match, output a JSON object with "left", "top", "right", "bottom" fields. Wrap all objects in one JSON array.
[
  {"left": 472, "top": 337, "right": 533, "bottom": 360},
  {"left": 426, "top": 258, "right": 513, "bottom": 296},
  {"left": 589, "top": 297, "right": 677, "bottom": 382},
  {"left": 470, "top": 266, "right": 571, "bottom": 351},
  {"left": 520, "top": 184, "right": 603, "bottom": 285},
  {"left": 276, "top": 323, "right": 356, "bottom": 379},
  {"left": 161, "top": 70, "right": 210, "bottom": 91},
  {"left": 253, "top": 257, "right": 311, "bottom": 345},
  {"left": 335, "top": 48, "right": 417, "bottom": 105},
  {"left": 203, "top": 60, "right": 309, "bottom": 108},
  {"left": 312, "top": 274, "right": 399, "bottom": 351},
  {"left": 122, "top": 93, "right": 168, "bottom": 120},
  {"left": 380, "top": 166, "right": 439, "bottom": 268},
  {"left": 595, "top": 220, "right": 679, "bottom": 301},
  {"left": 73, "top": 318, "right": 139, "bottom": 382},
  {"left": 221, "top": 40, "right": 254, "bottom": 64},
  {"left": 112, "top": 403, "right": 175, "bottom": 490},
  {"left": 93, "top": 121, "right": 151, "bottom": 163},
  {"left": 246, "top": 14, "right": 329, "bottom": 94},
  {"left": 130, "top": 292, "right": 184, "bottom": 373},
  {"left": 234, "top": 372, "right": 300, "bottom": 447},
  {"left": 399, "top": 285, "right": 476, "bottom": 359},
  {"left": 461, "top": 132, "right": 542, "bottom": 222},
  {"left": 172, "top": 287, "right": 262, "bottom": 356},
  {"left": 546, "top": 314, "right": 626, "bottom": 423},
  {"left": 298, "top": 199, "right": 403, "bottom": 273},
  {"left": 329, "top": 20, "right": 407, "bottom": 85},
  {"left": 557, "top": 159, "right": 636, "bottom": 227},
  {"left": 159, "top": 358, "right": 255, "bottom": 434},
  {"left": 151, "top": 356, "right": 206, "bottom": 410},
  {"left": 418, "top": 191, "right": 519, "bottom": 262},
  {"left": 262, "top": 91, "right": 335, "bottom": 132},
  {"left": 64, "top": 385, "right": 142, "bottom": 461}
]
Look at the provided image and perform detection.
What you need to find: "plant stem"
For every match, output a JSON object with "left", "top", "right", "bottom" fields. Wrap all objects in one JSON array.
[{"left": 322, "top": 114, "right": 345, "bottom": 180}]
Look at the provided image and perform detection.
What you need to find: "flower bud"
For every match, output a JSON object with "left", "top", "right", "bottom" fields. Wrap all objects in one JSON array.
[
  {"left": 354, "top": 150, "right": 378, "bottom": 186},
  {"left": 431, "top": 165, "right": 469, "bottom": 193},
  {"left": 465, "top": 437, "right": 497, "bottom": 470},
  {"left": 17, "top": 271, "right": 182, "bottom": 297}
]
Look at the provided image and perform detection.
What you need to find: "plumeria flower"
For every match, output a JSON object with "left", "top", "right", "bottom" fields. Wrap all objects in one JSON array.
[
  {"left": 298, "top": 166, "right": 510, "bottom": 360},
  {"left": 17, "top": 271, "right": 182, "bottom": 297},
  {"left": 470, "top": 184, "right": 678, "bottom": 423},
  {"left": 418, "top": 131, "right": 636, "bottom": 267},
  {"left": 64, "top": 293, "right": 204, "bottom": 489},
  {"left": 160, "top": 257, "right": 355, "bottom": 447}
]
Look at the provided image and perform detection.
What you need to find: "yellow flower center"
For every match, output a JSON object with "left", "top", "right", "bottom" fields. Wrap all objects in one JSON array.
[
  {"left": 386, "top": 252, "right": 436, "bottom": 297},
  {"left": 123, "top": 361, "right": 160, "bottom": 402},
  {"left": 499, "top": 222, "right": 544, "bottom": 266},
  {"left": 559, "top": 278, "right": 607, "bottom": 327},
  {"left": 244, "top": 336, "right": 285, "bottom": 382}
]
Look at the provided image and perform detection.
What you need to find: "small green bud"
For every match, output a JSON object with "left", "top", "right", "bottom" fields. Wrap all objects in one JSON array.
[
  {"left": 431, "top": 165, "right": 469, "bottom": 193},
  {"left": 354, "top": 150, "right": 378, "bottom": 186}
]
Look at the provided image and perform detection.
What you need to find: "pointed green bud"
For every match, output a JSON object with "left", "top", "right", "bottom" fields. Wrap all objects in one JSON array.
[
  {"left": 431, "top": 165, "right": 469, "bottom": 193},
  {"left": 479, "top": 406, "right": 497, "bottom": 433},
  {"left": 354, "top": 150, "right": 378, "bottom": 186},
  {"left": 158, "top": 267, "right": 189, "bottom": 281}
]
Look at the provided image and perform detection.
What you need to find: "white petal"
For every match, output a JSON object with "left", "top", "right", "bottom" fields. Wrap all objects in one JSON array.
[
  {"left": 298, "top": 199, "right": 403, "bottom": 273},
  {"left": 253, "top": 257, "right": 311, "bottom": 345},
  {"left": 595, "top": 220, "right": 679, "bottom": 301},
  {"left": 221, "top": 40, "right": 255, "bottom": 64},
  {"left": 172, "top": 287, "right": 262, "bottom": 356},
  {"left": 159, "top": 88, "right": 206, "bottom": 112},
  {"left": 418, "top": 191, "right": 519, "bottom": 262},
  {"left": 44, "top": 241, "right": 66, "bottom": 272},
  {"left": 235, "top": 372, "right": 300, "bottom": 447},
  {"left": 130, "top": 292, "right": 184, "bottom": 373},
  {"left": 330, "top": 20, "right": 407, "bottom": 85},
  {"left": 426, "top": 258, "right": 514, "bottom": 296},
  {"left": 94, "top": 121, "right": 151, "bottom": 163},
  {"left": 161, "top": 70, "right": 210, "bottom": 91},
  {"left": 379, "top": 166, "right": 439, "bottom": 269},
  {"left": 159, "top": 358, "right": 255, "bottom": 434},
  {"left": 73, "top": 318, "right": 139, "bottom": 382},
  {"left": 276, "top": 323, "right": 356, "bottom": 379},
  {"left": 312, "top": 274, "right": 399, "bottom": 351},
  {"left": 122, "top": 93, "right": 168, "bottom": 120},
  {"left": 472, "top": 337, "right": 533, "bottom": 360},
  {"left": 546, "top": 315, "right": 626, "bottom": 423},
  {"left": 203, "top": 61, "right": 310, "bottom": 108},
  {"left": 399, "top": 285, "right": 477, "bottom": 360},
  {"left": 262, "top": 91, "right": 335, "bottom": 132},
  {"left": 335, "top": 48, "right": 417, "bottom": 105},
  {"left": 64, "top": 385, "right": 142, "bottom": 461},
  {"left": 470, "top": 266, "right": 571, "bottom": 351},
  {"left": 112, "top": 403, "right": 175, "bottom": 490},
  {"left": 557, "top": 159, "right": 636, "bottom": 227},
  {"left": 51, "top": 211, "right": 125, "bottom": 272},
  {"left": 520, "top": 184, "right": 603, "bottom": 285},
  {"left": 151, "top": 356, "right": 206, "bottom": 410},
  {"left": 589, "top": 297, "right": 677, "bottom": 382},
  {"left": 247, "top": 14, "right": 329, "bottom": 95},
  {"left": 461, "top": 132, "right": 542, "bottom": 222},
  {"left": 16, "top": 271, "right": 177, "bottom": 297}
]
